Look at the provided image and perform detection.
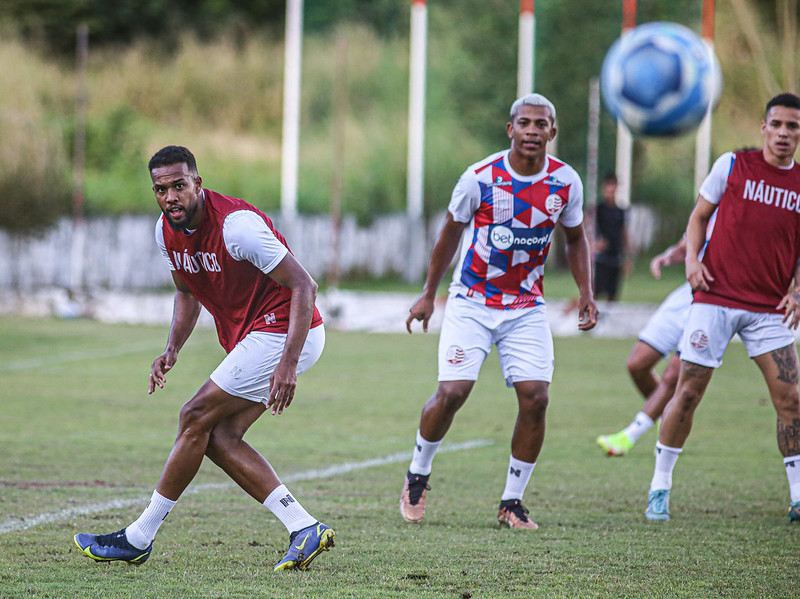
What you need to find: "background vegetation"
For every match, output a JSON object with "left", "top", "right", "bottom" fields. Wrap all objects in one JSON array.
[{"left": 0, "top": 0, "right": 796, "bottom": 244}]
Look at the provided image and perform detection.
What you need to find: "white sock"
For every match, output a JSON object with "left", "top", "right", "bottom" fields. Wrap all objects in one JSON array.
[
  {"left": 784, "top": 455, "right": 800, "bottom": 502},
  {"left": 408, "top": 430, "right": 441, "bottom": 476},
  {"left": 623, "top": 411, "right": 655, "bottom": 443},
  {"left": 650, "top": 441, "right": 683, "bottom": 491},
  {"left": 263, "top": 484, "right": 317, "bottom": 534},
  {"left": 126, "top": 490, "right": 177, "bottom": 550},
  {"left": 501, "top": 456, "right": 536, "bottom": 501}
]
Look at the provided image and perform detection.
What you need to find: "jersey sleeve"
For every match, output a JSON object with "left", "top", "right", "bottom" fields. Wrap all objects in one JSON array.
[
  {"left": 222, "top": 210, "right": 288, "bottom": 274},
  {"left": 558, "top": 170, "right": 585, "bottom": 228},
  {"left": 154, "top": 217, "right": 176, "bottom": 271},
  {"left": 447, "top": 168, "right": 481, "bottom": 223},
  {"left": 698, "top": 152, "right": 734, "bottom": 205}
]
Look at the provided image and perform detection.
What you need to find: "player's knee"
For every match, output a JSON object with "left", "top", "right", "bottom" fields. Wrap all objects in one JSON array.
[
  {"left": 626, "top": 354, "right": 650, "bottom": 379},
  {"left": 517, "top": 387, "right": 549, "bottom": 418},
  {"left": 177, "top": 400, "right": 215, "bottom": 435},
  {"left": 206, "top": 426, "right": 240, "bottom": 459},
  {"left": 772, "top": 389, "right": 800, "bottom": 420},
  {"left": 433, "top": 384, "right": 471, "bottom": 412}
]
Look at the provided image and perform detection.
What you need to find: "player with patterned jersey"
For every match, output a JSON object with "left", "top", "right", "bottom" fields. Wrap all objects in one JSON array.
[
  {"left": 401, "top": 93, "right": 598, "bottom": 529},
  {"left": 644, "top": 93, "right": 800, "bottom": 523},
  {"left": 74, "top": 146, "right": 334, "bottom": 571}
]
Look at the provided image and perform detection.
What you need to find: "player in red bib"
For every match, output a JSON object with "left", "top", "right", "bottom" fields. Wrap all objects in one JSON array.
[
  {"left": 400, "top": 94, "right": 598, "bottom": 529},
  {"left": 74, "top": 146, "right": 334, "bottom": 571},
  {"left": 644, "top": 94, "right": 800, "bottom": 523}
]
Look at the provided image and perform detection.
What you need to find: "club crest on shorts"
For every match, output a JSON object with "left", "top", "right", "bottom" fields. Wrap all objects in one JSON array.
[
  {"left": 689, "top": 329, "right": 709, "bottom": 351},
  {"left": 446, "top": 345, "right": 466, "bottom": 365}
]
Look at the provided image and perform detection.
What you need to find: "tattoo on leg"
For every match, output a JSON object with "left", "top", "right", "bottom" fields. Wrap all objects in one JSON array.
[
  {"left": 771, "top": 346, "right": 799, "bottom": 385},
  {"left": 778, "top": 417, "right": 800, "bottom": 457},
  {"left": 681, "top": 361, "right": 711, "bottom": 378}
]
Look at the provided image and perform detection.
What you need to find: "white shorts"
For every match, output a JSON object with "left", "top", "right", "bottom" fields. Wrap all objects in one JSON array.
[
  {"left": 210, "top": 325, "right": 325, "bottom": 404},
  {"left": 638, "top": 282, "right": 693, "bottom": 357},
  {"left": 679, "top": 303, "right": 795, "bottom": 368},
  {"left": 438, "top": 296, "right": 554, "bottom": 386}
]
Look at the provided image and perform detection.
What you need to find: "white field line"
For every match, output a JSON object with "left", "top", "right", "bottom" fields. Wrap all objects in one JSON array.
[
  {"left": 0, "top": 342, "right": 158, "bottom": 372},
  {"left": 0, "top": 439, "right": 493, "bottom": 535}
]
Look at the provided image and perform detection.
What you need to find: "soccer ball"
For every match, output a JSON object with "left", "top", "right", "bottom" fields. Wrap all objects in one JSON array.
[{"left": 601, "top": 21, "right": 722, "bottom": 137}]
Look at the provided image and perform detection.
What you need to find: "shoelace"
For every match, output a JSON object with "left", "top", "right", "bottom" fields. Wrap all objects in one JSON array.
[
  {"left": 94, "top": 530, "right": 128, "bottom": 548},
  {"left": 406, "top": 474, "right": 430, "bottom": 505},
  {"left": 501, "top": 500, "right": 530, "bottom": 522}
]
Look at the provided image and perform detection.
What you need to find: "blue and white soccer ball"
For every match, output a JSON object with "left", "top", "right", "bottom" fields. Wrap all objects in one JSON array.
[{"left": 601, "top": 21, "right": 722, "bottom": 137}]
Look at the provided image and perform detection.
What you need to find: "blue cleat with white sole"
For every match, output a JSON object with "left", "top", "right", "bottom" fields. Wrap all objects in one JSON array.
[
  {"left": 788, "top": 501, "right": 800, "bottom": 523},
  {"left": 645, "top": 489, "right": 670, "bottom": 521},
  {"left": 74, "top": 528, "right": 152, "bottom": 564},
  {"left": 274, "top": 522, "right": 335, "bottom": 571}
]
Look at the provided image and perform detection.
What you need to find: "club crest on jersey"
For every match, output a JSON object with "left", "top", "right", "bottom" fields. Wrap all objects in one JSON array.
[{"left": 545, "top": 194, "right": 563, "bottom": 215}]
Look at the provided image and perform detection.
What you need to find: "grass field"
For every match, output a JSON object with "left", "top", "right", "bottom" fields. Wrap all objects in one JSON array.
[{"left": 0, "top": 315, "right": 796, "bottom": 598}]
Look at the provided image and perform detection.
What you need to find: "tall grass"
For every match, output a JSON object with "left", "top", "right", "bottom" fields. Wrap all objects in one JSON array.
[{"left": 0, "top": 7, "right": 790, "bottom": 239}]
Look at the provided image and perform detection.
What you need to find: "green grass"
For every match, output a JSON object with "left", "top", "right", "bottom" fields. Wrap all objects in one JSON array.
[{"left": 0, "top": 316, "right": 796, "bottom": 598}]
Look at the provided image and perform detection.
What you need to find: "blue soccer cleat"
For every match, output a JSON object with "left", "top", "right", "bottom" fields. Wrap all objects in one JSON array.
[
  {"left": 788, "top": 501, "right": 800, "bottom": 523},
  {"left": 645, "top": 489, "right": 670, "bottom": 521},
  {"left": 74, "top": 528, "right": 152, "bottom": 564},
  {"left": 274, "top": 522, "right": 335, "bottom": 571}
]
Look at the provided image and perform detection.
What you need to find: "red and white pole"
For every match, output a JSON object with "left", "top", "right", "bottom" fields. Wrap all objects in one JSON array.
[
  {"left": 407, "top": 0, "right": 428, "bottom": 222},
  {"left": 694, "top": 0, "right": 716, "bottom": 194},
  {"left": 517, "top": 0, "right": 535, "bottom": 97},
  {"left": 614, "top": 0, "right": 636, "bottom": 208},
  {"left": 281, "top": 0, "right": 304, "bottom": 220}
]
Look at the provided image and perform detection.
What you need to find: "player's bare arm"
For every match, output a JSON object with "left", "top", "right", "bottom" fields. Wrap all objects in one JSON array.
[
  {"left": 649, "top": 237, "right": 687, "bottom": 279},
  {"left": 562, "top": 222, "right": 598, "bottom": 331},
  {"left": 262, "top": 252, "right": 317, "bottom": 415},
  {"left": 149, "top": 272, "right": 201, "bottom": 394},
  {"left": 406, "top": 214, "right": 467, "bottom": 333},
  {"left": 685, "top": 197, "right": 716, "bottom": 292}
]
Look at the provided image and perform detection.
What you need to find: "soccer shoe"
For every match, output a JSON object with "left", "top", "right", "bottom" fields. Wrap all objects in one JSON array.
[
  {"left": 645, "top": 489, "right": 670, "bottom": 521},
  {"left": 73, "top": 528, "right": 152, "bottom": 564},
  {"left": 788, "top": 501, "right": 800, "bottom": 523},
  {"left": 596, "top": 431, "right": 634, "bottom": 456},
  {"left": 497, "top": 499, "right": 538, "bottom": 530},
  {"left": 274, "top": 522, "right": 335, "bottom": 571},
  {"left": 400, "top": 471, "right": 430, "bottom": 523}
]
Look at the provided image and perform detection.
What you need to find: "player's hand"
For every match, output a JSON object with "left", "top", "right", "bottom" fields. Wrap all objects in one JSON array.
[
  {"left": 778, "top": 289, "right": 800, "bottom": 330},
  {"left": 650, "top": 254, "right": 668, "bottom": 279},
  {"left": 577, "top": 294, "right": 598, "bottom": 331},
  {"left": 149, "top": 350, "right": 177, "bottom": 394},
  {"left": 267, "top": 359, "right": 298, "bottom": 415},
  {"left": 406, "top": 294, "right": 436, "bottom": 333},
  {"left": 686, "top": 259, "right": 713, "bottom": 292}
]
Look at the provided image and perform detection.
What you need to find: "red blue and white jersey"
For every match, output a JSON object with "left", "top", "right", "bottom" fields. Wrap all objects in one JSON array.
[
  {"left": 448, "top": 150, "right": 584, "bottom": 309},
  {"left": 696, "top": 150, "right": 800, "bottom": 313}
]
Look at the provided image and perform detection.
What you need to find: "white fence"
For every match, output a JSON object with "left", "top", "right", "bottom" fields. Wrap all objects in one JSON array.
[{"left": 0, "top": 207, "right": 656, "bottom": 292}]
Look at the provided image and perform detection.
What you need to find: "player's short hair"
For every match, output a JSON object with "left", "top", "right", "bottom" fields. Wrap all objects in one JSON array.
[
  {"left": 765, "top": 93, "right": 800, "bottom": 118},
  {"left": 603, "top": 172, "right": 618, "bottom": 185},
  {"left": 148, "top": 145, "right": 198, "bottom": 173},
  {"left": 510, "top": 93, "right": 556, "bottom": 125}
]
